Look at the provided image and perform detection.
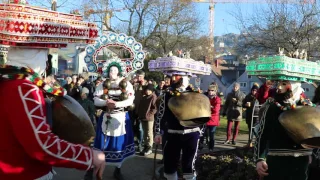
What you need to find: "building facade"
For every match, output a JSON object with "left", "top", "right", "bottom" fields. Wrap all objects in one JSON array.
[{"left": 225, "top": 71, "right": 263, "bottom": 95}]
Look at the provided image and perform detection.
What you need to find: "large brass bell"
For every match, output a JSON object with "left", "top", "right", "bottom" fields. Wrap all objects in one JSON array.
[
  {"left": 119, "top": 80, "right": 127, "bottom": 90},
  {"left": 103, "top": 79, "right": 112, "bottom": 89},
  {"left": 120, "top": 92, "right": 129, "bottom": 101},
  {"left": 128, "top": 104, "right": 135, "bottom": 111},
  {"left": 101, "top": 94, "right": 108, "bottom": 100},
  {"left": 50, "top": 95, "right": 95, "bottom": 146},
  {"left": 279, "top": 106, "right": 320, "bottom": 149},
  {"left": 168, "top": 92, "right": 211, "bottom": 127}
]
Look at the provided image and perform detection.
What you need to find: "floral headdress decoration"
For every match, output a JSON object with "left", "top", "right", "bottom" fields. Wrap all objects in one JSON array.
[{"left": 102, "top": 57, "right": 127, "bottom": 77}]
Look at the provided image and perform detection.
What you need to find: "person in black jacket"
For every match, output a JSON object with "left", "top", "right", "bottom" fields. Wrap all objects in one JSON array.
[
  {"left": 79, "top": 73, "right": 95, "bottom": 102},
  {"left": 242, "top": 83, "right": 259, "bottom": 147},
  {"left": 155, "top": 80, "right": 165, "bottom": 96}
]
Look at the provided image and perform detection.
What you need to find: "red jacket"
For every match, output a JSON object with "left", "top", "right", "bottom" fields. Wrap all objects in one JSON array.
[
  {"left": 206, "top": 96, "right": 221, "bottom": 126},
  {"left": 256, "top": 84, "right": 276, "bottom": 104},
  {"left": 0, "top": 79, "right": 93, "bottom": 180}
]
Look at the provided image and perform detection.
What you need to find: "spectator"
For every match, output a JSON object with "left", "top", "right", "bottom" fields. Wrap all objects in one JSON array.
[
  {"left": 46, "top": 54, "right": 53, "bottom": 76},
  {"left": 256, "top": 80, "right": 275, "bottom": 104},
  {"left": 133, "top": 70, "right": 148, "bottom": 152},
  {"left": 222, "top": 82, "right": 245, "bottom": 145},
  {"left": 79, "top": 73, "right": 95, "bottom": 102},
  {"left": 68, "top": 75, "right": 81, "bottom": 100},
  {"left": 137, "top": 84, "right": 157, "bottom": 156},
  {"left": 205, "top": 85, "right": 221, "bottom": 151},
  {"left": 155, "top": 80, "right": 165, "bottom": 96},
  {"left": 94, "top": 77, "right": 102, "bottom": 87},
  {"left": 242, "top": 83, "right": 259, "bottom": 147},
  {"left": 163, "top": 76, "right": 171, "bottom": 89},
  {"left": 148, "top": 79, "right": 154, "bottom": 85},
  {"left": 78, "top": 87, "right": 96, "bottom": 125},
  {"left": 63, "top": 77, "right": 72, "bottom": 94}
]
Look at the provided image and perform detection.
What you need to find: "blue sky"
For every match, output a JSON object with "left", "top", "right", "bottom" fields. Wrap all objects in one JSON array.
[
  {"left": 196, "top": 3, "right": 241, "bottom": 36},
  {"left": 31, "top": 0, "right": 266, "bottom": 37},
  {"left": 195, "top": 3, "right": 265, "bottom": 36}
]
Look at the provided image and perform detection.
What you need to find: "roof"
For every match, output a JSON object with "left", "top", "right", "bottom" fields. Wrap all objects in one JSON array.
[{"left": 211, "top": 59, "right": 234, "bottom": 76}]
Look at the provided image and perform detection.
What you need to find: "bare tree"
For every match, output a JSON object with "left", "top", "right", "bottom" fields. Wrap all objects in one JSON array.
[
  {"left": 232, "top": 1, "right": 320, "bottom": 58},
  {"left": 146, "top": 0, "right": 200, "bottom": 54},
  {"left": 28, "top": 0, "right": 202, "bottom": 57},
  {"left": 27, "top": 0, "right": 77, "bottom": 12},
  {"left": 83, "top": 0, "right": 201, "bottom": 55}
]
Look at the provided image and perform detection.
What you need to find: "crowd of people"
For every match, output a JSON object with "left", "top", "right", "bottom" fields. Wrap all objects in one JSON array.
[
  {"left": 54, "top": 71, "right": 287, "bottom": 157},
  {"left": 46, "top": 68, "right": 320, "bottom": 180},
  {"left": 3, "top": 54, "right": 320, "bottom": 180}
]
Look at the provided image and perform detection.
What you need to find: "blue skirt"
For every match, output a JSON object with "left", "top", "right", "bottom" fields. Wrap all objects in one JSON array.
[{"left": 94, "top": 112, "right": 135, "bottom": 166}]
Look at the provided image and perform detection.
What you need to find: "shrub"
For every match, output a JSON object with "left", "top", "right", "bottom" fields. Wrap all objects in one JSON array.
[{"left": 196, "top": 148, "right": 259, "bottom": 180}]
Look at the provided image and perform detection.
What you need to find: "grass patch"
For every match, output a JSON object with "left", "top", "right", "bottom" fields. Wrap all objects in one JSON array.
[{"left": 215, "top": 117, "right": 249, "bottom": 136}]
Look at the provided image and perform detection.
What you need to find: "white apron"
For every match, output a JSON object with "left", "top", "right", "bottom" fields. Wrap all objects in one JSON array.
[{"left": 102, "top": 111, "right": 126, "bottom": 137}]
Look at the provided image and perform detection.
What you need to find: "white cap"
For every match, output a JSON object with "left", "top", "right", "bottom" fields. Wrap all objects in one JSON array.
[{"left": 82, "top": 87, "right": 89, "bottom": 94}]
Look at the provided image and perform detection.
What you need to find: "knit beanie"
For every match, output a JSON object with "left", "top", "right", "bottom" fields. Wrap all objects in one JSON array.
[
  {"left": 251, "top": 83, "right": 259, "bottom": 91},
  {"left": 82, "top": 87, "right": 89, "bottom": 94}
]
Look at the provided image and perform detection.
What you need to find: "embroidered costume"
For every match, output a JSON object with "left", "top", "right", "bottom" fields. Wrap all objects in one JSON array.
[
  {"left": 255, "top": 87, "right": 313, "bottom": 180},
  {"left": 90, "top": 58, "right": 135, "bottom": 180},
  {"left": 246, "top": 55, "right": 320, "bottom": 180},
  {"left": 82, "top": 32, "right": 147, "bottom": 180},
  {"left": 0, "top": 49, "right": 94, "bottom": 180},
  {"left": 93, "top": 78, "right": 135, "bottom": 166},
  {"left": 0, "top": 2, "right": 100, "bottom": 179},
  {"left": 150, "top": 55, "right": 211, "bottom": 180}
]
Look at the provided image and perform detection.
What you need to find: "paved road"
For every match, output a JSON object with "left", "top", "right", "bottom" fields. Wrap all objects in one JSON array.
[{"left": 53, "top": 135, "right": 248, "bottom": 180}]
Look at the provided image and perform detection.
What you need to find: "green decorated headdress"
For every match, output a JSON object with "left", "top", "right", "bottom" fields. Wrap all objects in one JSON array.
[
  {"left": 246, "top": 55, "right": 320, "bottom": 83},
  {"left": 102, "top": 57, "right": 127, "bottom": 77}
]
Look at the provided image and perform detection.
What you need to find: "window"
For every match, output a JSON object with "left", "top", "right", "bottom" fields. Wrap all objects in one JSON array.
[
  {"left": 239, "top": 82, "right": 247, "bottom": 88},
  {"left": 303, "top": 88, "right": 310, "bottom": 92},
  {"left": 248, "top": 75, "right": 252, "bottom": 79}
]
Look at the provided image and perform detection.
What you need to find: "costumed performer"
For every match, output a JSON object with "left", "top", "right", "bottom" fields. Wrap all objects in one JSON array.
[
  {"left": 0, "top": 47, "right": 105, "bottom": 179},
  {"left": 255, "top": 80, "right": 313, "bottom": 180},
  {"left": 86, "top": 58, "right": 135, "bottom": 180},
  {"left": 308, "top": 85, "right": 320, "bottom": 180},
  {"left": 154, "top": 73, "right": 207, "bottom": 180}
]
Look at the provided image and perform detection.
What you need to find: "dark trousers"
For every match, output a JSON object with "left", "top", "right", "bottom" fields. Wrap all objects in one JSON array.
[
  {"left": 265, "top": 156, "right": 309, "bottom": 180},
  {"left": 164, "top": 132, "right": 200, "bottom": 175},
  {"left": 162, "top": 127, "right": 168, "bottom": 151},
  {"left": 206, "top": 126, "right": 217, "bottom": 150}
]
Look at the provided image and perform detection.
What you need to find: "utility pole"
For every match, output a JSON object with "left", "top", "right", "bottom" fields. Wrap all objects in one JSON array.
[
  {"left": 51, "top": 0, "right": 57, "bottom": 11},
  {"left": 50, "top": 0, "right": 58, "bottom": 75},
  {"left": 84, "top": 1, "right": 125, "bottom": 35}
]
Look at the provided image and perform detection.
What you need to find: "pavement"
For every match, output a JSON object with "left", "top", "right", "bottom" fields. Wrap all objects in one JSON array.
[{"left": 52, "top": 134, "right": 249, "bottom": 180}]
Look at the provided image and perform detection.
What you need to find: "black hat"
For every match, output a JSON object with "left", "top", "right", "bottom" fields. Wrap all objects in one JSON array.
[
  {"left": 251, "top": 83, "right": 259, "bottom": 91},
  {"left": 144, "top": 84, "right": 155, "bottom": 92}
]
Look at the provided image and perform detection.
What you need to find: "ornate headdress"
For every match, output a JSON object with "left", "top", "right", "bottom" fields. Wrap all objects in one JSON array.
[
  {"left": 84, "top": 32, "right": 145, "bottom": 75},
  {"left": 102, "top": 57, "right": 127, "bottom": 77},
  {"left": 0, "top": 1, "right": 98, "bottom": 97},
  {"left": 246, "top": 55, "right": 320, "bottom": 83},
  {"left": 148, "top": 55, "right": 211, "bottom": 76}
]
